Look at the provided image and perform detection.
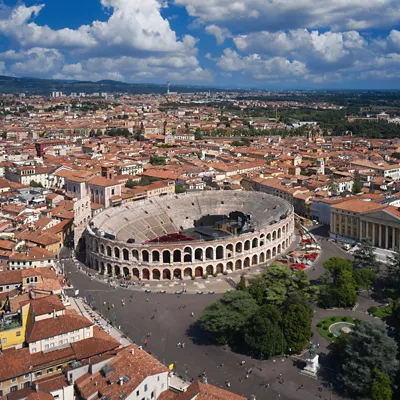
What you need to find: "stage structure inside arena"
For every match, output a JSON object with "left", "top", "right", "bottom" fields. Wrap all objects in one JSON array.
[{"left": 84, "top": 191, "right": 295, "bottom": 280}]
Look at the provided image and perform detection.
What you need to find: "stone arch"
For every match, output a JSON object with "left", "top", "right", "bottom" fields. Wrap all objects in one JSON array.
[
  {"left": 278, "top": 244, "right": 281, "bottom": 253},
  {"left": 163, "top": 250, "right": 171, "bottom": 264},
  {"left": 195, "top": 248, "right": 203, "bottom": 261},
  {"left": 184, "top": 247, "right": 193, "bottom": 263},
  {"left": 115, "top": 265, "right": 121, "bottom": 276},
  {"left": 267, "top": 233, "right": 271, "bottom": 242},
  {"left": 286, "top": 238, "right": 289, "bottom": 247},
  {"left": 173, "top": 269, "right": 182, "bottom": 279},
  {"left": 100, "top": 244, "right": 105, "bottom": 254},
  {"left": 153, "top": 269, "right": 161, "bottom": 280},
  {"left": 106, "top": 246, "right": 112, "bottom": 257},
  {"left": 282, "top": 241, "right": 285, "bottom": 250},
  {"left": 216, "top": 263, "right": 223, "bottom": 274},
  {"left": 142, "top": 268, "right": 150, "bottom": 280},
  {"left": 244, "top": 240, "right": 251, "bottom": 250},
  {"left": 226, "top": 244, "right": 234, "bottom": 258},
  {"left": 114, "top": 247, "right": 120, "bottom": 259},
  {"left": 235, "top": 242, "right": 243, "bottom": 253},
  {"left": 100, "top": 262, "right": 105, "bottom": 274},
  {"left": 226, "top": 261, "right": 233, "bottom": 271},
  {"left": 259, "top": 252, "right": 265, "bottom": 263},
  {"left": 272, "top": 231, "right": 276, "bottom": 241},
  {"left": 266, "top": 249, "right": 271, "bottom": 259},
  {"left": 206, "top": 265, "right": 213, "bottom": 275},
  {"left": 163, "top": 269, "right": 171, "bottom": 280},
  {"left": 195, "top": 267, "right": 203, "bottom": 277},
  {"left": 205, "top": 247, "right": 214, "bottom": 260},
  {"left": 132, "top": 249, "right": 139, "bottom": 261},
  {"left": 252, "top": 255, "right": 258, "bottom": 265},
  {"left": 107, "top": 263, "right": 112, "bottom": 275},
  {"left": 216, "top": 245, "right": 224, "bottom": 260},
  {"left": 244, "top": 257, "right": 250, "bottom": 268},
  {"left": 235, "top": 259, "right": 242, "bottom": 270},
  {"left": 94, "top": 259, "right": 99, "bottom": 271},
  {"left": 94, "top": 240, "right": 99, "bottom": 253},
  {"left": 142, "top": 250, "right": 149, "bottom": 263},
  {"left": 152, "top": 250, "right": 160, "bottom": 263},
  {"left": 252, "top": 238, "right": 258, "bottom": 248},
  {"left": 272, "top": 247, "right": 277, "bottom": 257},
  {"left": 278, "top": 228, "right": 281, "bottom": 239},
  {"left": 123, "top": 266, "right": 130, "bottom": 277},
  {"left": 282, "top": 225, "right": 286, "bottom": 235},
  {"left": 123, "top": 248, "right": 129, "bottom": 261},
  {"left": 173, "top": 249, "right": 182, "bottom": 263},
  {"left": 132, "top": 268, "right": 140, "bottom": 279},
  {"left": 184, "top": 268, "right": 192, "bottom": 278}
]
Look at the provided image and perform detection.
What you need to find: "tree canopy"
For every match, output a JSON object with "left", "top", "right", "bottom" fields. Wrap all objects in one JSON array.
[{"left": 353, "top": 239, "right": 380, "bottom": 273}]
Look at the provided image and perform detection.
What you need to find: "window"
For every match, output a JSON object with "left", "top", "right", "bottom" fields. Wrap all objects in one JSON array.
[
  {"left": 32, "top": 348, "right": 36, "bottom": 353},
  {"left": 16, "top": 331, "right": 21, "bottom": 337},
  {"left": 151, "top": 391, "right": 154, "bottom": 399},
  {"left": 157, "top": 376, "right": 160, "bottom": 382},
  {"left": 64, "top": 339, "right": 68, "bottom": 344},
  {"left": 11, "top": 378, "right": 16, "bottom": 383},
  {"left": 70, "top": 337, "right": 74, "bottom": 342},
  {"left": 58, "top": 340, "right": 63, "bottom": 345},
  {"left": 10, "top": 386, "right": 17, "bottom": 393},
  {"left": 57, "top": 366, "right": 62, "bottom": 371},
  {"left": 35, "top": 371, "right": 42, "bottom": 377},
  {"left": 47, "top": 368, "right": 54, "bottom": 374},
  {"left": 54, "top": 396, "right": 60, "bottom": 400},
  {"left": 144, "top": 384, "right": 148, "bottom": 392},
  {"left": 75, "top": 336, "right": 80, "bottom": 341},
  {"left": 50, "top": 343, "right": 54, "bottom": 348},
  {"left": 1, "top": 338, "right": 6, "bottom": 344},
  {"left": 136, "top": 390, "right": 139, "bottom": 396},
  {"left": 24, "top": 374, "right": 30, "bottom": 379},
  {"left": 45, "top": 344, "right": 49, "bottom": 350}
]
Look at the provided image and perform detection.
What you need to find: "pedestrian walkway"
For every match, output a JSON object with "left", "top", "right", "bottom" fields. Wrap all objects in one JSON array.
[{"left": 69, "top": 296, "right": 132, "bottom": 347}]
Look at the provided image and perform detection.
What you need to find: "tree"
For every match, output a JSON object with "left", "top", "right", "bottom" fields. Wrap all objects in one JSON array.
[
  {"left": 282, "top": 296, "right": 313, "bottom": 354},
  {"left": 323, "top": 257, "right": 353, "bottom": 286},
  {"left": 353, "top": 238, "right": 380, "bottom": 273},
  {"left": 175, "top": 186, "right": 187, "bottom": 194},
  {"left": 236, "top": 275, "right": 247, "bottom": 291},
  {"left": 328, "top": 176, "right": 339, "bottom": 194},
  {"left": 386, "top": 249, "right": 400, "bottom": 293},
  {"left": 353, "top": 268, "right": 377, "bottom": 297},
  {"left": 352, "top": 170, "right": 363, "bottom": 194},
  {"left": 330, "top": 321, "right": 398, "bottom": 397},
  {"left": 125, "top": 179, "right": 137, "bottom": 189},
  {"left": 29, "top": 180, "right": 43, "bottom": 188},
  {"left": 200, "top": 291, "right": 259, "bottom": 344},
  {"left": 244, "top": 305, "right": 284, "bottom": 357},
  {"left": 149, "top": 155, "right": 167, "bottom": 166},
  {"left": 370, "top": 369, "right": 393, "bottom": 400}
]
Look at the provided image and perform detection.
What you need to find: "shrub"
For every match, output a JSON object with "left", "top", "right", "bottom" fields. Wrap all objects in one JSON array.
[
  {"left": 368, "top": 306, "right": 378, "bottom": 314},
  {"left": 191, "top": 276, "right": 195, "bottom": 280},
  {"left": 342, "top": 317, "right": 348, "bottom": 322},
  {"left": 223, "top": 271, "right": 228, "bottom": 275},
  {"left": 323, "top": 326, "right": 328, "bottom": 330},
  {"left": 317, "top": 323, "right": 322, "bottom": 328},
  {"left": 328, "top": 333, "right": 334, "bottom": 338},
  {"left": 331, "top": 317, "right": 336, "bottom": 321},
  {"left": 203, "top": 274, "right": 208, "bottom": 279},
  {"left": 213, "top": 272, "right": 218, "bottom": 277}
]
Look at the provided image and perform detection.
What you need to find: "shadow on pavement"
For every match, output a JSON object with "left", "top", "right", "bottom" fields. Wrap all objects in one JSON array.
[{"left": 186, "top": 320, "right": 214, "bottom": 346}]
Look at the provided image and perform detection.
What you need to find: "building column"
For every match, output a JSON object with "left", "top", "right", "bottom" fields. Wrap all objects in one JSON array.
[
  {"left": 385, "top": 226, "right": 389, "bottom": 250},
  {"left": 379, "top": 224, "right": 382, "bottom": 248},
  {"left": 331, "top": 212, "right": 336, "bottom": 233},
  {"left": 372, "top": 223, "right": 376, "bottom": 246}
]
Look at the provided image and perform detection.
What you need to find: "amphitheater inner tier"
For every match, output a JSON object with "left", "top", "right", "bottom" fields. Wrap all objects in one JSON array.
[{"left": 84, "top": 191, "right": 295, "bottom": 280}]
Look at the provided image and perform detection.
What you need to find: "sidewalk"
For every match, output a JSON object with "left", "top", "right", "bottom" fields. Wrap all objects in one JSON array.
[{"left": 69, "top": 296, "right": 132, "bottom": 347}]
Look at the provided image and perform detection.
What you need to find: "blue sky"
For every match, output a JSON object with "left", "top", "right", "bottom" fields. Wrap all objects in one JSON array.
[{"left": 0, "top": 1, "right": 399, "bottom": 89}]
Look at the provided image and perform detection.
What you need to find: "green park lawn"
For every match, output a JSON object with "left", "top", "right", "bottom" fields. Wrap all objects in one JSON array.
[
  {"left": 317, "top": 316, "right": 358, "bottom": 341},
  {"left": 368, "top": 305, "right": 393, "bottom": 319}
]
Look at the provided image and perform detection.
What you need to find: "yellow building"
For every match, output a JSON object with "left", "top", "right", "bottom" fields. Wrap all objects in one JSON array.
[{"left": 0, "top": 303, "right": 30, "bottom": 350}]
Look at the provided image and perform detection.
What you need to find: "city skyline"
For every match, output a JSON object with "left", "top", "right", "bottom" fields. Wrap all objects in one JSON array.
[{"left": 0, "top": 1, "right": 398, "bottom": 89}]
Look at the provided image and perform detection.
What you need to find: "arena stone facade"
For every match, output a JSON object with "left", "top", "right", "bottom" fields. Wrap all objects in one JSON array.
[{"left": 83, "top": 191, "right": 295, "bottom": 281}]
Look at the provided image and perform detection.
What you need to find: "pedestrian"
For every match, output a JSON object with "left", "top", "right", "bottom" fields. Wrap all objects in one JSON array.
[
  {"left": 146, "top": 298, "right": 149, "bottom": 302},
  {"left": 317, "top": 343, "right": 320, "bottom": 348},
  {"left": 266, "top": 383, "right": 270, "bottom": 388},
  {"left": 191, "top": 312, "right": 194, "bottom": 317},
  {"left": 245, "top": 374, "right": 249, "bottom": 379},
  {"left": 177, "top": 342, "right": 181, "bottom": 348},
  {"left": 220, "top": 363, "right": 224, "bottom": 367},
  {"left": 144, "top": 339, "right": 148, "bottom": 347},
  {"left": 182, "top": 343, "right": 185, "bottom": 348},
  {"left": 151, "top": 315, "right": 155, "bottom": 320},
  {"left": 240, "top": 361, "right": 246, "bottom": 366}
]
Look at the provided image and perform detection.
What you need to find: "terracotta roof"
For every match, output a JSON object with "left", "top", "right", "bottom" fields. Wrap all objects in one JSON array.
[
  {"left": 27, "top": 295, "right": 65, "bottom": 317},
  {"left": 89, "top": 176, "right": 120, "bottom": 187},
  {"left": 176, "top": 381, "right": 247, "bottom": 400},
  {"left": 333, "top": 199, "right": 387, "bottom": 214}
]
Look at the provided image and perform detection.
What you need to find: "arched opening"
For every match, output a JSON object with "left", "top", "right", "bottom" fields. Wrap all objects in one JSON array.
[
  {"left": 216, "top": 246, "right": 224, "bottom": 260},
  {"left": 244, "top": 240, "right": 251, "bottom": 250},
  {"left": 235, "top": 259, "right": 242, "bottom": 270},
  {"left": 100, "top": 244, "right": 105, "bottom": 254},
  {"left": 282, "top": 242, "right": 285, "bottom": 250},
  {"left": 272, "top": 231, "right": 276, "bottom": 241},
  {"left": 163, "top": 269, "right": 171, "bottom": 280},
  {"left": 142, "top": 250, "right": 149, "bottom": 263},
  {"left": 206, "top": 265, "right": 213, "bottom": 275},
  {"left": 226, "top": 261, "right": 233, "bottom": 271},
  {"left": 252, "top": 255, "right": 258, "bottom": 265},
  {"left": 142, "top": 268, "right": 150, "bottom": 280},
  {"left": 94, "top": 241, "right": 99, "bottom": 253},
  {"left": 123, "top": 249, "right": 129, "bottom": 261},
  {"left": 195, "top": 248, "right": 203, "bottom": 261},
  {"left": 244, "top": 257, "right": 250, "bottom": 268},
  {"left": 216, "top": 263, "right": 223, "bottom": 274},
  {"left": 174, "top": 269, "right": 182, "bottom": 279},
  {"left": 266, "top": 249, "right": 271, "bottom": 259},
  {"left": 278, "top": 228, "right": 281, "bottom": 239},
  {"left": 114, "top": 247, "right": 120, "bottom": 259},
  {"left": 94, "top": 259, "right": 99, "bottom": 271},
  {"left": 252, "top": 238, "right": 258, "bottom": 248},
  {"left": 152, "top": 250, "right": 160, "bottom": 263},
  {"left": 184, "top": 247, "right": 192, "bottom": 263},
  {"left": 100, "top": 262, "right": 105, "bottom": 274},
  {"left": 132, "top": 268, "right": 140, "bottom": 279},
  {"left": 184, "top": 268, "right": 192, "bottom": 278},
  {"left": 277, "top": 244, "right": 281, "bottom": 253},
  {"left": 282, "top": 226, "right": 286, "bottom": 235},
  {"left": 115, "top": 265, "right": 121, "bottom": 276},
  {"left": 107, "top": 263, "right": 112, "bottom": 275},
  {"left": 163, "top": 250, "right": 171, "bottom": 264},
  {"left": 106, "top": 246, "right": 112, "bottom": 257},
  {"left": 267, "top": 233, "right": 271, "bottom": 242},
  {"left": 260, "top": 239, "right": 264, "bottom": 247},
  {"left": 259, "top": 253, "right": 265, "bottom": 263},
  {"left": 235, "top": 242, "right": 242, "bottom": 253},
  {"left": 132, "top": 249, "right": 139, "bottom": 261},
  {"left": 286, "top": 238, "right": 289, "bottom": 247},
  {"left": 195, "top": 267, "right": 203, "bottom": 277},
  {"left": 272, "top": 247, "right": 277, "bottom": 257},
  {"left": 226, "top": 244, "right": 234, "bottom": 258},
  {"left": 123, "top": 266, "right": 130, "bottom": 277},
  {"left": 205, "top": 247, "right": 214, "bottom": 260},
  {"left": 153, "top": 269, "right": 161, "bottom": 280},
  {"left": 173, "top": 250, "right": 182, "bottom": 263}
]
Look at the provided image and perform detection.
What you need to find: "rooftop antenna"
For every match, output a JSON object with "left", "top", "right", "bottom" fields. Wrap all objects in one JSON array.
[{"left": 167, "top": 81, "right": 170, "bottom": 96}]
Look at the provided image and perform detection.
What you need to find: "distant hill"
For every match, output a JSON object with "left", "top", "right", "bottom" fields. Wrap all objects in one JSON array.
[{"left": 0, "top": 75, "right": 229, "bottom": 95}]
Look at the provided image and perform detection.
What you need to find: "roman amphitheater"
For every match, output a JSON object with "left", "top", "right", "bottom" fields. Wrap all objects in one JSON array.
[{"left": 83, "top": 191, "right": 294, "bottom": 281}]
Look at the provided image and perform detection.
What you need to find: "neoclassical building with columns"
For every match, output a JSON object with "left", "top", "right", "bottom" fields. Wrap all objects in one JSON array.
[
  {"left": 83, "top": 191, "right": 295, "bottom": 280},
  {"left": 330, "top": 198, "right": 400, "bottom": 249}
]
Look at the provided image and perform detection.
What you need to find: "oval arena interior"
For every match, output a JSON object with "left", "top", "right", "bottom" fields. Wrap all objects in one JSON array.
[{"left": 84, "top": 191, "right": 295, "bottom": 281}]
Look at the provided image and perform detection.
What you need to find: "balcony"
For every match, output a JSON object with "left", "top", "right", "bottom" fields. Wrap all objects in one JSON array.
[{"left": 0, "top": 314, "right": 22, "bottom": 332}]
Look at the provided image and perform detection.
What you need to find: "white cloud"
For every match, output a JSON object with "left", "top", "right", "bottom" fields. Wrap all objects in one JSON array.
[{"left": 205, "top": 25, "right": 231, "bottom": 45}]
